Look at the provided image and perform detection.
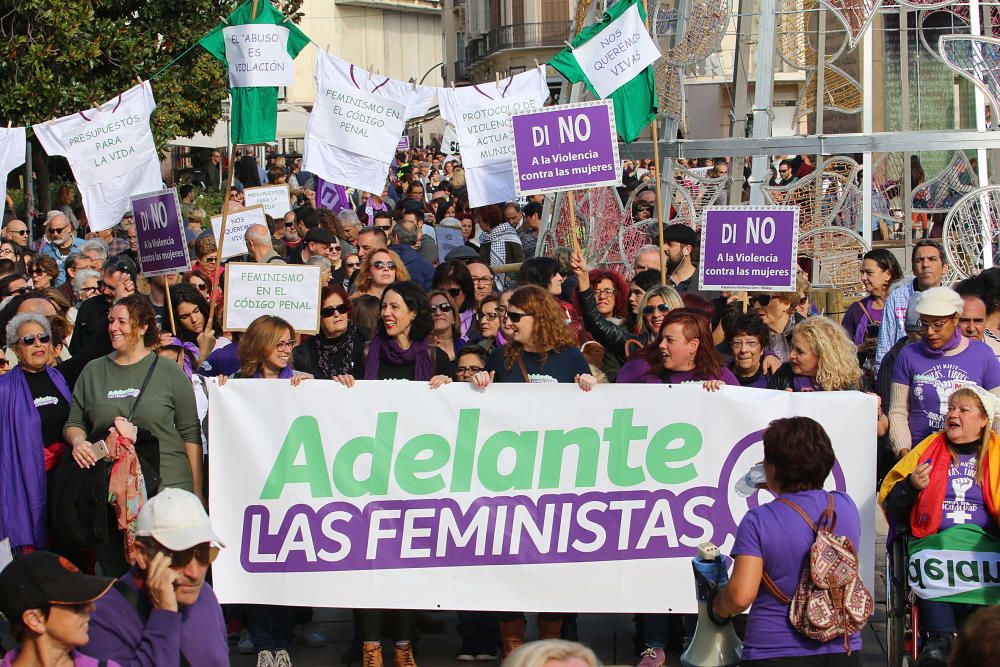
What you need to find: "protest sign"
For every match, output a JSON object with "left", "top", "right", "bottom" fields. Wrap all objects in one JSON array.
[
  {"left": 510, "top": 101, "right": 622, "bottom": 196},
  {"left": 442, "top": 124, "right": 460, "bottom": 155},
  {"left": 209, "top": 383, "right": 876, "bottom": 612},
  {"left": 698, "top": 206, "right": 799, "bottom": 292},
  {"left": 397, "top": 136, "right": 410, "bottom": 150},
  {"left": 244, "top": 184, "right": 292, "bottom": 218},
  {"left": 457, "top": 96, "right": 543, "bottom": 169},
  {"left": 223, "top": 262, "right": 322, "bottom": 334},
  {"left": 211, "top": 204, "right": 266, "bottom": 260},
  {"left": 436, "top": 224, "right": 466, "bottom": 263},
  {"left": 130, "top": 188, "right": 191, "bottom": 277},
  {"left": 311, "top": 83, "right": 407, "bottom": 158},
  {"left": 570, "top": 3, "right": 661, "bottom": 99},
  {"left": 223, "top": 24, "right": 296, "bottom": 87},
  {"left": 315, "top": 178, "right": 352, "bottom": 213}
]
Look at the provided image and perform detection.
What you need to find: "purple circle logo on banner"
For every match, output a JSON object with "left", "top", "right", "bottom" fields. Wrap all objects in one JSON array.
[
  {"left": 510, "top": 100, "right": 622, "bottom": 197},
  {"left": 698, "top": 205, "right": 800, "bottom": 292}
]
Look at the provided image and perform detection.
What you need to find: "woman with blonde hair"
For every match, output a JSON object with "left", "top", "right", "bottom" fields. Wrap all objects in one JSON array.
[
  {"left": 352, "top": 248, "right": 410, "bottom": 300},
  {"left": 503, "top": 640, "right": 601, "bottom": 667},
  {"left": 769, "top": 316, "right": 866, "bottom": 392}
]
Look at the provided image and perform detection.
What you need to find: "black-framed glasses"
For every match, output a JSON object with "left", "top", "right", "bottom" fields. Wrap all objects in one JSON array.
[
  {"left": 10, "top": 286, "right": 30, "bottom": 296},
  {"left": 430, "top": 302, "right": 453, "bottom": 313},
  {"left": 345, "top": 261, "right": 361, "bottom": 269},
  {"left": 19, "top": 333, "right": 51, "bottom": 346},
  {"left": 8, "top": 229, "right": 27, "bottom": 236},
  {"left": 918, "top": 318, "right": 951, "bottom": 333},
  {"left": 145, "top": 541, "right": 218, "bottom": 568},
  {"left": 321, "top": 304, "right": 350, "bottom": 317},
  {"left": 750, "top": 295, "right": 772, "bottom": 307},
  {"left": 372, "top": 261, "right": 396, "bottom": 270},
  {"left": 31, "top": 267, "right": 47, "bottom": 275},
  {"left": 642, "top": 303, "right": 670, "bottom": 315},
  {"left": 193, "top": 282, "right": 210, "bottom": 293},
  {"left": 478, "top": 310, "right": 499, "bottom": 321},
  {"left": 456, "top": 365, "right": 484, "bottom": 376},
  {"left": 505, "top": 310, "right": 532, "bottom": 323},
  {"left": 79, "top": 286, "right": 100, "bottom": 295},
  {"left": 594, "top": 288, "right": 616, "bottom": 297},
  {"left": 276, "top": 339, "right": 296, "bottom": 351},
  {"left": 445, "top": 287, "right": 462, "bottom": 298},
  {"left": 48, "top": 225, "right": 69, "bottom": 236},
  {"left": 471, "top": 276, "right": 493, "bottom": 284},
  {"left": 284, "top": 222, "right": 296, "bottom": 228}
]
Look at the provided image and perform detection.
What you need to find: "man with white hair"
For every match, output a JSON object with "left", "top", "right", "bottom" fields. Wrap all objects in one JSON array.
[
  {"left": 80, "top": 238, "right": 110, "bottom": 265},
  {"left": 246, "top": 224, "right": 286, "bottom": 264},
  {"left": 71, "top": 268, "right": 101, "bottom": 306},
  {"left": 631, "top": 245, "right": 663, "bottom": 277},
  {"left": 84, "top": 488, "right": 229, "bottom": 665},
  {"left": 338, "top": 209, "right": 361, "bottom": 251},
  {"left": 39, "top": 212, "right": 85, "bottom": 285}
]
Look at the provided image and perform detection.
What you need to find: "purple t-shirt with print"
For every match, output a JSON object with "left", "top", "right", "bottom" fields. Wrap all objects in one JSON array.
[
  {"left": 615, "top": 358, "right": 740, "bottom": 385},
  {"left": 939, "top": 451, "right": 994, "bottom": 531},
  {"left": 733, "top": 490, "right": 863, "bottom": 660},
  {"left": 893, "top": 340, "right": 1000, "bottom": 446}
]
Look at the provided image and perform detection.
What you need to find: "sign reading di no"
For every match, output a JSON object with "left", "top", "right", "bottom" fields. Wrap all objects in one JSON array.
[{"left": 698, "top": 206, "right": 800, "bottom": 292}]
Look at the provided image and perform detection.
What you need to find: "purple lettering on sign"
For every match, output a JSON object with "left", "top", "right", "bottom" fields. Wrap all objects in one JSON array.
[
  {"left": 316, "top": 178, "right": 351, "bottom": 214},
  {"left": 698, "top": 206, "right": 800, "bottom": 292},
  {"left": 510, "top": 100, "right": 622, "bottom": 197},
  {"left": 130, "top": 188, "right": 191, "bottom": 277}
]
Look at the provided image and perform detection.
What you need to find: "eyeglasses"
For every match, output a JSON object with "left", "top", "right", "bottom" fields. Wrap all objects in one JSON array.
[
  {"left": 32, "top": 267, "right": 47, "bottom": 275},
  {"left": 284, "top": 222, "right": 296, "bottom": 228},
  {"left": 372, "top": 261, "right": 396, "bottom": 270},
  {"left": 8, "top": 229, "right": 27, "bottom": 236},
  {"left": 19, "top": 333, "right": 51, "bottom": 346},
  {"left": 504, "top": 310, "right": 532, "bottom": 323},
  {"left": 193, "top": 282, "right": 210, "bottom": 293},
  {"left": 430, "top": 302, "right": 453, "bottom": 313},
  {"left": 749, "top": 295, "right": 772, "bottom": 307},
  {"left": 642, "top": 303, "right": 670, "bottom": 315},
  {"left": 478, "top": 310, "right": 499, "bottom": 321},
  {"left": 10, "top": 286, "right": 30, "bottom": 296},
  {"left": 730, "top": 339, "right": 761, "bottom": 349},
  {"left": 48, "top": 225, "right": 69, "bottom": 236},
  {"left": 376, "top": 225, "right": 392, "bottom": 232},
  {"left": 456, "top": 365, "right": 484, "bottom": 376},
  {"left": 444, "top": 287, "right": 462, "bottom": 298},
  {"left": 203, "top": 256, "right": 218, "bottom": 264},
  {"left": 79, "top": 286, "right": 99, "bottom": 295},
  {"left": 321, "top": 304, "right": 350, "bottom": 317},
  {"left": 919, "top": 318, "right": 952, "bottom": 332},
  {"left": 471, "top": 276, "right": 493, "bottom": 284},
  {"left": 345, "top": 261, "right": 361, "bottom": 269},
  {"left": 594, "top": 288, "right": 616, "bottom": 297},
  {"left": 276, "top": 339, "right": 296, "bottom": 351},
  {"left": 0, "top": 248, "right": 14, "bottom": 256}
]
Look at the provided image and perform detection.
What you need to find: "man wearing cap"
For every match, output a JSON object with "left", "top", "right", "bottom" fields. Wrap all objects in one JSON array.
[
  {"left": 83, "top": 488, "right": 228, "bottom": 666},
  {"left": 888, "top": 286, "right": 1000, "bottom": 456},
  {"left": 875, "top": 239, "right": 949, "bottom": 373},
  {"left": 660, "top": 223, "right": 699, "bottom": 293},
  {"left": 298, "top": 227, "right": 336, "bottom": 265},
  {"left": 0, "top": 551, "right": 119, "bottom": 667}
]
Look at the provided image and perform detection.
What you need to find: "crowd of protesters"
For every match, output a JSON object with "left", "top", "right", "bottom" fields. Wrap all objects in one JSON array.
[{"left": 0, "top": 145, "right": 997, "bottom": 667}]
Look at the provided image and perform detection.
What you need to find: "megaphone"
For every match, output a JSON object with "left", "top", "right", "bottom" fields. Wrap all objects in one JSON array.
[{"left": 679, "top": 542, "right": 743, "bottom": 667}]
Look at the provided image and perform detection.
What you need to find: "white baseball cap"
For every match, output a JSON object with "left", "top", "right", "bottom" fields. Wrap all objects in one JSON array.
[
  {"left": 135, "top": 488, "right": 225, "bottom": 551},
  {"left": 913, "top": 286, "right": 964, "bottom": 318}
]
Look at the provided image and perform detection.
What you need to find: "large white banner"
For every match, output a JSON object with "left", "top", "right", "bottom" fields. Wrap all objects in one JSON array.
[
  {"left": 311, "top": 83, "right": 407, "bottom": 158},
  {"left": 208, "top": 383, "right": 876, "bottom": 612},
  {"left": 223, "top": 25, "right": 295, "bottom": 88}
]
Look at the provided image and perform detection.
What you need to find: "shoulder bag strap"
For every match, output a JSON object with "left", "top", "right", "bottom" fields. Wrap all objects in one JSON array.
[
  {"left": 817, "top": 493, "right": 838, "bottom": 532},
  {"left": 517, "top": 355, "right": 531, "bottom": 382},
  {"left": 759, "top": 497, "right": 818, "bottom": 605},
  {"left": 775, "top": 497, "right": 819, "bottom": 533},
  {"left": 127, "top": 355, "right": 159, "bottom": 422}
]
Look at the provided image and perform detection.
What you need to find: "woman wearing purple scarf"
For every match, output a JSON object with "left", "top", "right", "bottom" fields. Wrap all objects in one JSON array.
[
  {"left": 331, "top": 280, "right": 452, "bottom": 667},
  {"left": 0, "top": 313, "right": 72, "bottom": 553},
  {"left": 890, "top": 286, "right": 1000, "bottom": 457}
]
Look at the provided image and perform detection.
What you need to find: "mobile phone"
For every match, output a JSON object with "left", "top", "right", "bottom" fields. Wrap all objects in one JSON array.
[
  {"left": 89, "top": 439, "right": 109, "bottom": 460},
  {"left": 865, "top": 324, "right": 880, "bottom": 339}
]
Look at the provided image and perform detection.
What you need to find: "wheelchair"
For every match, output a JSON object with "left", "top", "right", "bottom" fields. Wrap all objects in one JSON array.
[{"left": 885, "top": 527, "right": 918, "bottom": 667}]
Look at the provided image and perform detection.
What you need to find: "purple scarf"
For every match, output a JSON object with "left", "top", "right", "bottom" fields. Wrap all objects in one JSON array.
[
  {"left": 919, "top": 328, "right": 963, "bottom": 358},
  {"left": 364, "top": 334, "right": 434, "bottom": 381},
  {"left": 0, "top": 365, "right": 71, "bottom": 551}
]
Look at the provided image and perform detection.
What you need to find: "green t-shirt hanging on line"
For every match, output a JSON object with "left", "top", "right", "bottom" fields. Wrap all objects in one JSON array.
[
  {"left": 549, "top": 0, "right": 658, "bottom": 143},
  {"left": 199, "top": 0, "right": 310, "bottom": 145}
]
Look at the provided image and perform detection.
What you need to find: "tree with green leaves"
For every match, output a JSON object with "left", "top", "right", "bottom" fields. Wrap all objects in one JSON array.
[{"left": 0, "top": 0, "right": 303, "bottom": 211}]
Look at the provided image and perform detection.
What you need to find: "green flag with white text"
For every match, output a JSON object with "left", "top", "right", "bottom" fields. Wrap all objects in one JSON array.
[{"left": 907, "top": 524, "right": 1000, "bottom": 605}]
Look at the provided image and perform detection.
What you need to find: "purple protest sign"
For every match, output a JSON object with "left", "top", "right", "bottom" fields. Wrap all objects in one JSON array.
[
  {"left": 510, "top": 100, "right": 621, "bottom": 196},
  {"left": 397, "top": 135, "right": 411, "bottom": 151},
  {"left": 315, "top": 178, "right": 351, "bottom": 214},
  {"left": 698, "top": 206, "right": 800, "bottom": 292},
  {"left": 130, "top": 188, "right": 191, "bottom": 277}
]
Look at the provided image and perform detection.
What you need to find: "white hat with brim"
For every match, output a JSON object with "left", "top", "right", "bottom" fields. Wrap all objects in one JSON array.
[
  {"left": 913, "top": 286, "right": 964, "bottom": 318},
  {"left": 135, "top": 488, "right": 225, "bottom": 551}
]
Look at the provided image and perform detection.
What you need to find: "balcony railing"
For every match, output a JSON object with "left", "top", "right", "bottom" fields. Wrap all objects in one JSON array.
[
  {"left": 465, "top": 37, "right": 486, "bottom": 66},
  {"left": 484, "top": 21, "right": 572, "bottom": 57}
]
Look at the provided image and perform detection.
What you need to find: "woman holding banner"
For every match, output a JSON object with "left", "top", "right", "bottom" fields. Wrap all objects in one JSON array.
[
  {"left": 768, "top": 318, "right": 867, "bottom": 393},
  {"left": 293, "top": 285, "right": 367, "bottom": 379},
  {"left": 880, "top": 386, "right": 1000, "bottom": 666},
  {"left": 429, "top": 289, "right": 464, "bottom": 362}
]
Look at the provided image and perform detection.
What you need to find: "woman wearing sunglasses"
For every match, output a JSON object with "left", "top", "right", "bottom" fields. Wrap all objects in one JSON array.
[
  {"left": 30, "top": 256, "right": 59, "bottom": 290},
  {"left": 432, "top": 260, "right": 477, "bottom": 338},
  {"left": 472, "top": 295, "right": 502, "bottom": 354},
  {"left": 294, "top": 285, "right": 367, "bottom": 379},
  {"left": 342, "top": 253, "right": 361, "bottom": 288},
  {"left": 428, "top": 289, "right": 463, "bottom": 361},
  {"left": 354, "top": 248, "right": 410, "bottom": 300},
  {"left": 0, "top": 313, "right": 72, "bottom": 553}
]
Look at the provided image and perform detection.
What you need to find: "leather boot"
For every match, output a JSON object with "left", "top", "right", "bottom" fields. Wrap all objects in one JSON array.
[
  {"left": 362, "top": 642, "right": 383, "bottom": 667},
  {"left": 394, "top": 642, "right": 417, "bottom": 667},
  {"left": 538, "top": 618, "right": 562, "bottom": 640},
  {"left": 500, "top": 619, "right": 527, "bottom": 658},
  {"left": 917, "top": 632, "right": 953, "bottom": 667}
]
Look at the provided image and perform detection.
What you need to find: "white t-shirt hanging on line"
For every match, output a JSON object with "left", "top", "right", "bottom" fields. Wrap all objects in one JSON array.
[
  {"left": 438, "top": 67, "right": 549, "bottom": 208},
  {"left": 303, "top": 52, "right": 436, "bottom": 195},
  {"left": 0, "top": 127, "right": 26, "bottom": 221},
  {"left": 33, "top": 82, "right": 161, "bottom": 232}
]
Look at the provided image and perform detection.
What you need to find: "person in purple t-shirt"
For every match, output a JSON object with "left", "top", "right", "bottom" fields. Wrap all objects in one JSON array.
[
  {"left": 712, "top": 417, "right": 863, "bottom": 665},
  {"left": 889, "top": 286, "right": 1000, "bottom": 456},
  {"left": 616, "top": 309, "right": 739, "bottom": 388}
]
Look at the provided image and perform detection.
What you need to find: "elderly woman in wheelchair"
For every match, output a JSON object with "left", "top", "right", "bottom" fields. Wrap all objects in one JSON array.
[{"left": 879, "top": 386, "right": 1000, "bottom": 667}]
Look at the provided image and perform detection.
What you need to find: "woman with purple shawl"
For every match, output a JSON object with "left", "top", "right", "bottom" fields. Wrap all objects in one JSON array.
[{"left": 0, "top": 313, "right": 72, "bottom": 553}]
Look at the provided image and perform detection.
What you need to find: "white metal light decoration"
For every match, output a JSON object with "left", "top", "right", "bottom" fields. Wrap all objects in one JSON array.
[
  {"left": 940, "top": 35, "right": 1000, "bottom": 113},
  {"left": 943, "top": 185, "right": 1000, "bottom": 279}
]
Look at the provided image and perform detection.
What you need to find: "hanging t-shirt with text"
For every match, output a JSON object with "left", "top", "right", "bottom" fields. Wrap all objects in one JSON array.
[
  {"left": 438, "top": 67, "right": 549, "bottom": 208},
  {"left": 33, "top": 83, "right": 160, "bottom": 232},
  {"left": 0, "top": 127, "right": 26, "bottom": 221},
  {"left": 303, "top": 51, "right": 435, "bottom": 194}
]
